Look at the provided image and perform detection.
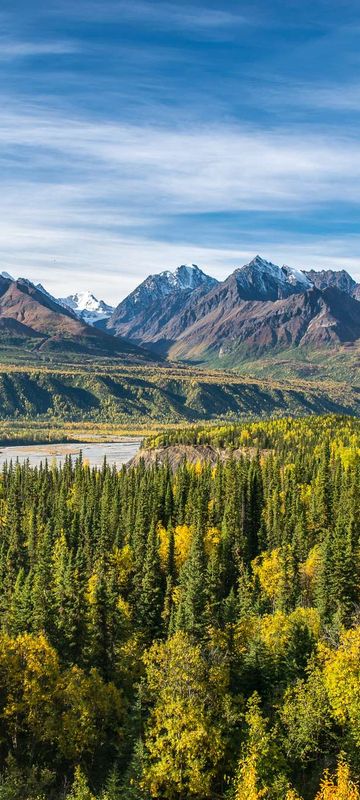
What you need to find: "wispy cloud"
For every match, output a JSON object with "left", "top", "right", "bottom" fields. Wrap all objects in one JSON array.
[
  {"left": 51, "top": 0, "right": 247, "bottom": 36},
  {"left": 262, "top": 79, "right": 360, "bottom": 113},
  {"left": 1, "top": 105, "right": 360, "bottom": 212},
  {"left": 0, "top": 101, "right": 360, "bottom": 298},
  {"left": 115, "top": 1, "right": 245, "bottom": 31},
  {"left": 0, "top": 38, "right": 79, "bottom": 60},
  {"left": 1, "top": 218, "right": 360, "bottom": 303}
]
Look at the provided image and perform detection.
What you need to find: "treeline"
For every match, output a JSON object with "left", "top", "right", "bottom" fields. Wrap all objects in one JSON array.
[
  {"left": 0, "top": 367, "right": 360, "bottom": 423},
  {"left": 0, "top": 415, "right": 358, "bottom": 798},
  {"left": 144, "top": 412, "right": 360, "bottom": 451}
]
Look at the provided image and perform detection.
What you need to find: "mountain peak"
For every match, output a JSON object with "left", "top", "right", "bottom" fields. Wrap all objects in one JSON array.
[
  {"left": 303, "top": 268, "right": 358, "bottom": 297},
  {"left": 129, "top": 263, "right": 217, "bottom": 305},
  {"left": 108, "top": 263, "right": 218, "bottom": 337},
  {"left": 234, "top": 255, "right": 313, "bottom": 300},
  {"left": 59, "top": 291, "right": 114, "bottom": 324},
  {"left": 172, "top": 263, "right": 218, "bottom": 291},
  {"left": 249, "top": 255, "right": 273, "bottom": 267}
]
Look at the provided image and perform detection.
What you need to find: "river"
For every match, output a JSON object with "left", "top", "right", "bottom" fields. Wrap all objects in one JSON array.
[{"left": 0, "top": 439, "right": 142, "bottom": 469}]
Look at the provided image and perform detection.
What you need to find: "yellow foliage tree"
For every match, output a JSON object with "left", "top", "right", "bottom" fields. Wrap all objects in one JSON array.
[
  {"left": 157, "top": 523, "right": 169, "bottom": 570},
  {"left": 259, "top": 608, "right": 320, "bottom": 661},
  {"left": 314, "top": 762, "right": 360, "bottom": 800},
  {"left": 55, "top": 666, "right": 124, "bottom": 761},
  {"left": 204, "top": 526, "right": 221, "bottom": 556},
  {"left": 234, "top": 693, "right": 288, "bottom": 800},
  {"left": 252, "top": 548, "right": 283, "bottom": 608},
  {"left": 158, "top": 524, "right": 194, "bottom": 572},
  {"left": 142, "top": 631, "right": 230, "bottom": 799},
  {"left": 322, "top": 627, "right": 360, "bottom": 746},
  {"left": 174, "top": 524, "right": 193, "bottom": 570},
  {"left": 67, "top": 766, "right": 96, "bottom": 800},
  {"left": 0, "top": 632, "right": 124, "bottom": 765},
  {"left": 0, "top": 632, "right": 60, "bottom": 744},
  {"left": 300, "top": 545, "right": 322, "bottom": 604}
]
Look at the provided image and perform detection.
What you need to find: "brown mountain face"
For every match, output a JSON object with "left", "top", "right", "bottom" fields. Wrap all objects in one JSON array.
[
  {"left": 4, "top": 259, "right": 359, "bottom": 366},
  {"left": 108, "top": 258, "right": 360, "bottom": 364},
  {"left": 108, "top": 284, "right": 210, "bottom": 345},
  {"left": 303, "top": 268, "right": 360, "bottom": 297},
  {"left": 0, "top": 279, "right": 157, "bottom": 361},
  {"left": 167, "top": 287, "right": 360, "bottom": 361},
  {"left": 107, "top": 264, "right": 218, "bottom": 343}
]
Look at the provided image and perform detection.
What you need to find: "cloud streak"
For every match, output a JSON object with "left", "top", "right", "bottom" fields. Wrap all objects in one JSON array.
[
  {"left": 1, "top": 105, "right": 360, "bottom": 213},
  {"left": 0, "top": 37, "right": 79, "bottom": 60},
  {"left": 0, "top": 101, "right": 360, "bottom": 298},
  {"left": 51, "top": 0, "right": 247, "bottom": 33}
]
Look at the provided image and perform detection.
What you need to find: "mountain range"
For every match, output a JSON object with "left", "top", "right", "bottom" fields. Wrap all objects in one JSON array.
[
  {"left": 105, "top": 256, "right": 360, "bottom": 364},
  {"left": 0, "top": 275, "right": 155, "bottom": 362},
  {"left": 1, "top": 257, "right": 360, "bottom": 368}
]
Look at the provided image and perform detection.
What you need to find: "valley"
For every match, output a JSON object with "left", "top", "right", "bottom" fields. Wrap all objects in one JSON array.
[
  {"left": 3, "top": 3, "right": 360, "bottom": 797},
  {"left": 0, "top": 257, "right": 360, "bottom": 428},
  {"left": 0, "top": 363, "right": 359, "bottom": 427}
]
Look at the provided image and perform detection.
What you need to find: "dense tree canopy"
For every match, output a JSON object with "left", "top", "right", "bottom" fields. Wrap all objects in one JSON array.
[{"left": 0, "top": 413, "right": 358, "bottom": 798}]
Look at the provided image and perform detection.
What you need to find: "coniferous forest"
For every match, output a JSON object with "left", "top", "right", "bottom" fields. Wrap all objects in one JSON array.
[{"left": 0, "top": 414, "right": 358, "bottom": 800}]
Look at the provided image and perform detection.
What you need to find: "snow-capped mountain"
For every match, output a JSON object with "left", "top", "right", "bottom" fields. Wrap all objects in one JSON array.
[
  {"left": 1, "top": 256, "right": 359, "bottom": 360},
  {"left": 131, "top": 264, "right": 217, "bottom": 306},
  {"left": 106, "top": 255, "right": 360, "bottom": 359},
  {"left": 169, "top": 264, "right": 217, "bottom": 291},
  {"left": 36, "top": 284, "right": 113, "bottom": 324},
  {"left": 59, "top": 292, "right": 114, "bottom": 325},
  {"left": 234, "top": 256, "right": 313, "bottom": 301},
  {"left": 108, "top": 264, "right": 218, "bottom": 338}
]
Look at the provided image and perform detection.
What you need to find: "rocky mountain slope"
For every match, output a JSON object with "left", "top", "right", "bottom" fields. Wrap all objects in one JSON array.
[
  {"left": 0, "top": 276, "right": 155, "bottom": 362},
  {"left": 2, "top": 258, "right": 360, "bottom": 369},
  {"left": 108, "top": 257, "right": 360, "bottom": 364},
  {"left": 168, "top": 286, "right": 360, "bottom": 361},
  {"left": 303, "top": 268, "right": 358, "bottom": 296},
  {"left": 107, "top": 264, "right": 218, "bottom": 342}
]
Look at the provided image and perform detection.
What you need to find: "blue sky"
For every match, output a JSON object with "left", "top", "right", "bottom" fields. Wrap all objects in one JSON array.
[{"left": 1, "top": 0, "right": 360, "bottom": 301}]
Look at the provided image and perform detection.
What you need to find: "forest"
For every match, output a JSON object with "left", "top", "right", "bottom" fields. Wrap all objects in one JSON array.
[
  {"left": 0, "top": 363, "right": 359, "bottom": 424},
  {"left": 0, "top": 414, "right": 358, "bottom": 799}
]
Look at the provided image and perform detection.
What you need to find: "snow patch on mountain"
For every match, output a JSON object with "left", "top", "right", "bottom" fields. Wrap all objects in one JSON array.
[
  {"left": 172, "top": 264, "right": 217, "bottom": 291},
  {"left": 235, "top": 256, "right": 313, "bottom": 300},
  {"left": 60, "top": 291, "right": 114, "bottom": 324},
  {"left": 282, "top": 264, "right": 313, "bottom": 289},
  {"left": 131, "top": 264, "right": 217, "bottom": 305}
]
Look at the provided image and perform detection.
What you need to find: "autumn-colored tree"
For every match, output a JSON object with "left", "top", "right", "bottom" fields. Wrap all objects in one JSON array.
[
  {"left": 314, "top": 762, "right": 360, "bottom": 800},
  {"left": 142, "top": 631, "right": 230, "bottom": 799},
  {"left": 322, "top": 628, "right": 360, "bottom": 747},
  {"left": 234, "top": 693, "right": 288, "bottom": 800},
  {"left": 0, "top": 415, "right": 357, "bottom": 798},
  {"left": 67, "top": 767, "right": 96, "bottom": 800}
]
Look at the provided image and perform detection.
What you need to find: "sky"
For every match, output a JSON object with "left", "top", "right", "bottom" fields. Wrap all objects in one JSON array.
[{"left": 1, "top": 0, "right": 360, "bottom": 302}]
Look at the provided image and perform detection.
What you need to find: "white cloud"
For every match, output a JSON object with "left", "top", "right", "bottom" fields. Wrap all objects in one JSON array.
[
  {"left": 51, "top": 0, "right": 246, "bottom": 33},
  {"left": 264, "top": 80, "right": 360, "bottom": 113},
  {"left": 0, "top": 38, "right": 79, "bottom": 60},
  {"left": 1, "top": 106, "right": 360, "bottom": 212},
  {"left": 0, "top": 103, "right": 360, "bottom": 299},
  {"left": 1, "top": 220, "right": 360, "bottom": 303}
]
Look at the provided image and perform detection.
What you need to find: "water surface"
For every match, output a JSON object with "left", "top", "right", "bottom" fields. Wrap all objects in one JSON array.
[{"left": 0, "top": 439, "right": 141, "bottom": 469}]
